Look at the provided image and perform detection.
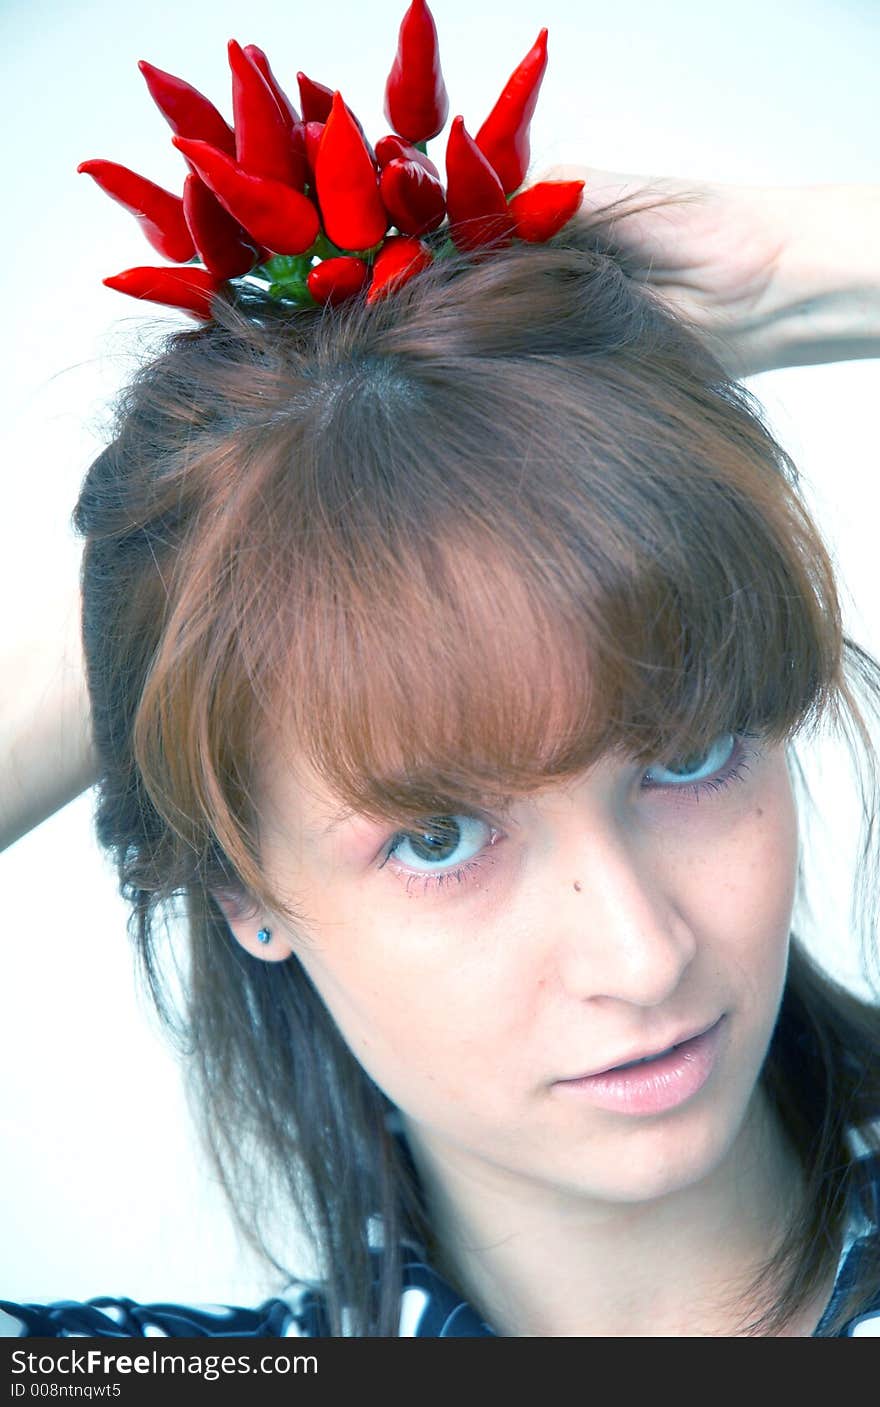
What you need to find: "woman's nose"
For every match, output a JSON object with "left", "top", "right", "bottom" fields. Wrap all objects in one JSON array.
[{"left": 550, "top": 829, "right": 698, "bottom": 1008}]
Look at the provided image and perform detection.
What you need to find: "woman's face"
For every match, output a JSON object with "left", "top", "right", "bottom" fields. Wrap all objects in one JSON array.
[{"left": 229, "top": 730, "right": 799, "bottom": 1208}]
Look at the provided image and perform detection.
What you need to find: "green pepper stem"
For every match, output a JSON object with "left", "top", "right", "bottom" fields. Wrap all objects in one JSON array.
[{"left": 307, "top": 231, "right": 347, "bottom": 260}]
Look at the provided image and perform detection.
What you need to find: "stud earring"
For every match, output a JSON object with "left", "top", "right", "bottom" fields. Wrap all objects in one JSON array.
[{"left": 256, "top": 928, "right": 272, "bottom": 944}]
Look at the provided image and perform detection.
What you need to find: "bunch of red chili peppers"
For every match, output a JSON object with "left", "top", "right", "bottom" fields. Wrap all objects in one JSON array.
[{"left": 78, "top": 0, "right": 586, "bottom": 318}]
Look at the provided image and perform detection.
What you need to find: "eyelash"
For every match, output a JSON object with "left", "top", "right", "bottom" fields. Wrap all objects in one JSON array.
[{"left": 377, "top": 732, "right": 763, "bottom": 898}]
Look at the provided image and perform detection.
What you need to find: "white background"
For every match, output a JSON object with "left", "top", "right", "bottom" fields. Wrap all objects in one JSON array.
[{"left": 1, "top": 0, "right": 878, "bottom": 1308}]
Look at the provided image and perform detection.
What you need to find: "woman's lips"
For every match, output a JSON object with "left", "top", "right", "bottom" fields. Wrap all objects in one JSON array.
[
  {"left": 571, "top": 1016, "right": 723, "bottom": 1080},
  {"left": 552, "top": 1015, "right": 726, "bottom": 1116}
]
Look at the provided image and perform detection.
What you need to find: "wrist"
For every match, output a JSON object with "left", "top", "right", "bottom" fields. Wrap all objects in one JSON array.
[
  {"left": 771, "top": 183, "right": 880, "bottom": 301},
  {"left": 744, "top": 183, "right": 880, "bottom": 373}
]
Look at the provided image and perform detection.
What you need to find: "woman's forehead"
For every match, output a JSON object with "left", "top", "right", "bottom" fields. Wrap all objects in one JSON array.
[{"left": 254, "top": 745, "right": 349, "bottom": 841}]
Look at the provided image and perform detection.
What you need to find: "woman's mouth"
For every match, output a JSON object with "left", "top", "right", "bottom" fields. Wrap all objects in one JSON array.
[{"left": 553, "top": 1016, "right": 726, "bottom": 1116}]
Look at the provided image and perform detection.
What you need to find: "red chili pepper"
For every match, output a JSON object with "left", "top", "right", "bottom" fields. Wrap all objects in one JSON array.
[
  {"left": 242, "top": 46, "right": 308, "bottom": 190},
  {"left": 77, "top": 159, "right": 195, "bottom": 263},
  {"left": 314, "top": 92, "right": 388, "bottom": 252},
  {"left": 290, "top": 122, "right": 310, "bottom": 195},
  {"left": 366, "top": 235, "right": 434, "bottom": 304},
  {"left": 444, "top": 115, "right": 514, "bottom": 253},
  {"left": 307, "top": 255, "right": 369, "bottom": 306},
  {"left": 475, "top": 28, "right": 548, "bottom": 195},
  {"left": 138, "top": 60, "right": 236, "bottom": 156},
  {"left": 375, "top": 134, "right": 440, "bottom": 180},
  {"left": 102, "top": 265, "right": 223, "bottom": 320},
  {"left": 244, "top": 45, "right": 301, "bottom": 124},
  {"left": 379, "top": 158, "right": 446, "bottom": 236},
  {"left": 508, "top": 178, "right": 585, "bottom": 243},
  {"left": 297, "top": 72, "right": 335, "bottom": 124},
  {"left": 383, "top": 0, "right": 449, "bottom": 144},
  {"left": 182, "top": 173, "right": 260, "bottom": 278},
  {"left": 297, "top": 78, "right": 376, "bottom": 166},
  {"left": 302, "top": 121, "right": 325, "bottom": 181},
  {"left": 172, "top": 136, "right": 320, "bottom": 255},
  {"left": 228, "top": 40, "right": 303, "bottom": 189}
]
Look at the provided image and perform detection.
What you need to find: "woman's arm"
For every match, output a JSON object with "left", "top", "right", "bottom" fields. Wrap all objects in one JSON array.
[
  {"left": 543, "top": 170, "right": 880, "bottom": 378},
  {"left": 0, "top": 565, "right": 99, "bottom": 852},
  {"left": 737, "top": 182, "right": 880, "bottom": 375}
]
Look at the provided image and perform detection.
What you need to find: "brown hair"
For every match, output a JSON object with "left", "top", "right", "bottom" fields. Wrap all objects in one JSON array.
[{"left": 73, "top": 192, "right": 880, "bottom": 1336}]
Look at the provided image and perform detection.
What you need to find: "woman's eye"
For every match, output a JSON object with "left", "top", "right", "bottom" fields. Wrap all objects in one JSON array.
[
  {"left": 642, "top": 731, "right": 760, "bottom": 798},
  {"left": 382, "top": 814, "right": 489, "bottom": 871},
  {"left": 378, "top": 815, "right": 499, "bottom": 896}
]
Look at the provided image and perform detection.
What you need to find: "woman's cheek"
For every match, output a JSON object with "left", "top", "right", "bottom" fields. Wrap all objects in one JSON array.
[
  {"left": 290, "top": 901, "right": 514, "bottom": 1113},
  {"left": 711, "top": 772, "right": 798, "bottom": 1006}
]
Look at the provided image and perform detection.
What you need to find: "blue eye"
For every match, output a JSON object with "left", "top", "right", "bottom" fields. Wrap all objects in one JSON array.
[
  {"left": 643, "top": 731, "right": 759, "bottom": 799},
  {"left": 378, "top": 814, "right": 501, "bottom": 896},
  {"left": 382, "top": 815, "right": 490, "bottom": 871}
]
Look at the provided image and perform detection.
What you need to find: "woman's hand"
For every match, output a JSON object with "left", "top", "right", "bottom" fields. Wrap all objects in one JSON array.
[{"left": 539, "top": 166, "right": 880, "bottom": 377}]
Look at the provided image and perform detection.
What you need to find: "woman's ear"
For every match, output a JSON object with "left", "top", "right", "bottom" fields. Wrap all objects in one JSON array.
[{"left": 211, "top": 888, "right": 290, "bottom": 963}]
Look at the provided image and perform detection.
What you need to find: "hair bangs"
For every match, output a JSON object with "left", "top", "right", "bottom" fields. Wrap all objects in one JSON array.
[{"left": 253, "top": 400, "right": 841, "bottom": 833}]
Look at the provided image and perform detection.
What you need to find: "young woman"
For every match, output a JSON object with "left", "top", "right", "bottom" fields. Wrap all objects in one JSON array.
[{"left": 2, "top": 3, "right": 880, "bottom": 1335}]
